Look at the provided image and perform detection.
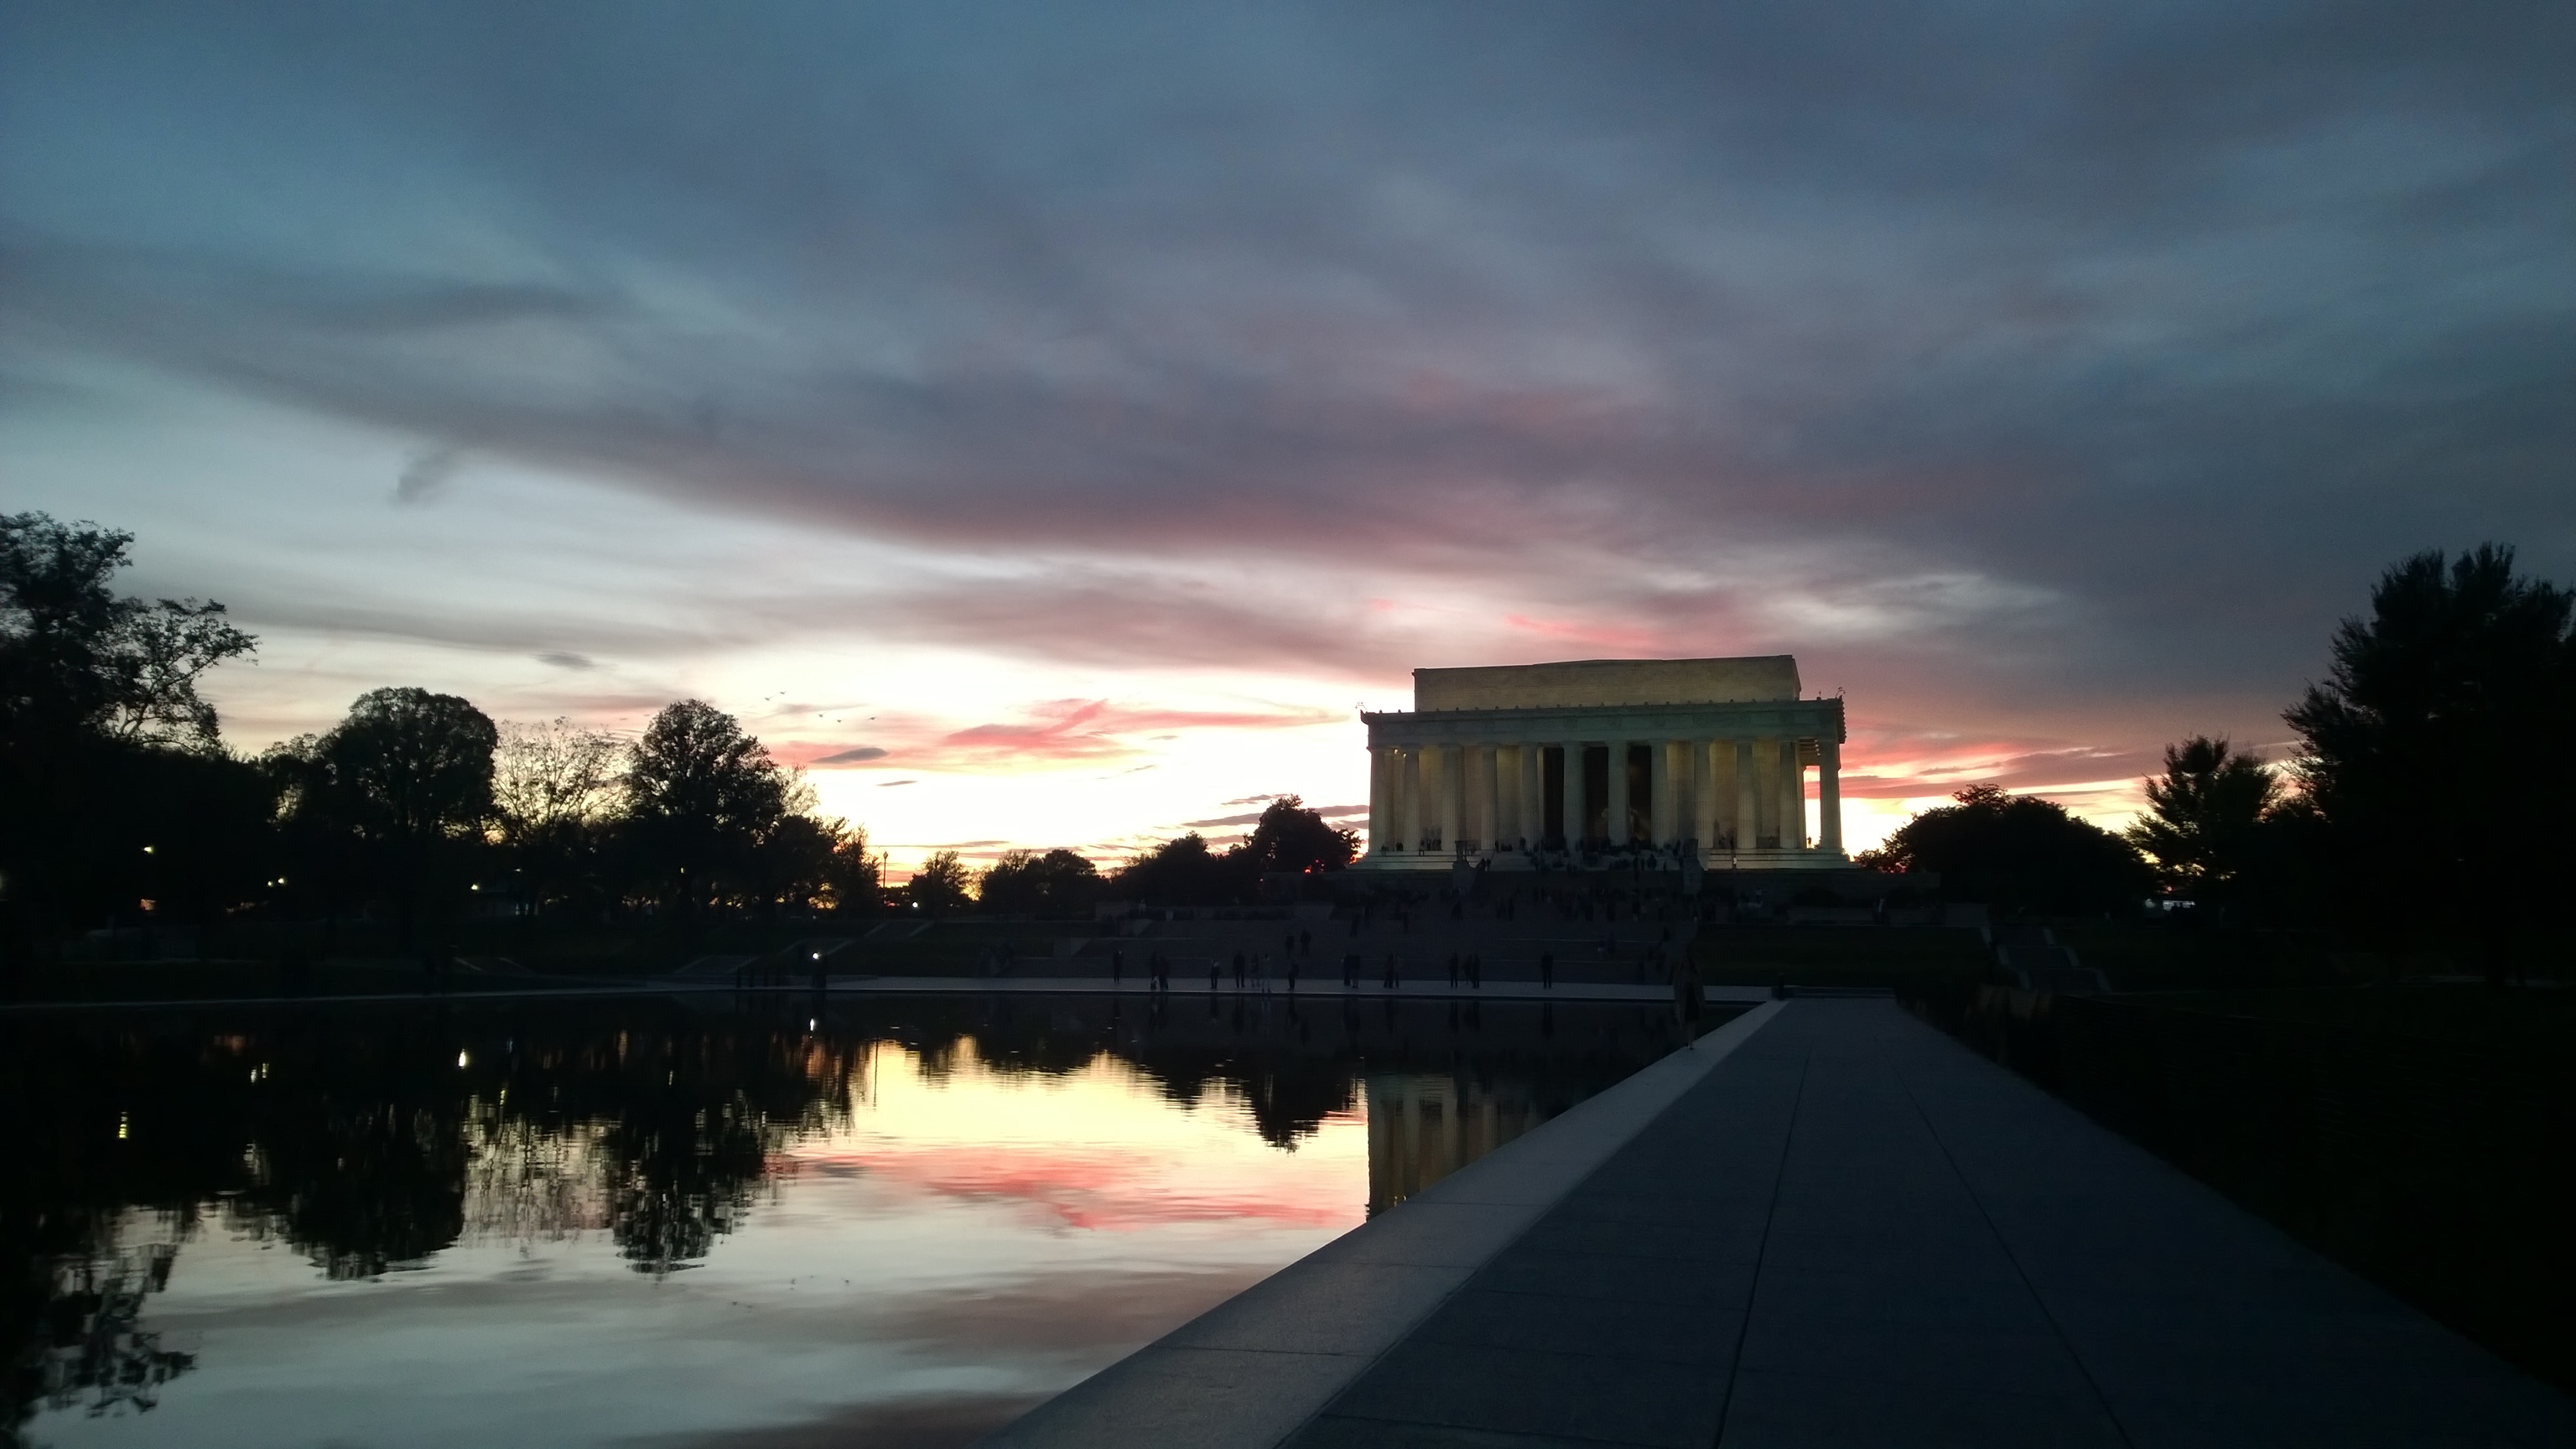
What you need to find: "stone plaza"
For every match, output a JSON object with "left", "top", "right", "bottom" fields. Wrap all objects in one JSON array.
[{"left": 1358, "top": 656, "right": 1847, "bottom": 871}]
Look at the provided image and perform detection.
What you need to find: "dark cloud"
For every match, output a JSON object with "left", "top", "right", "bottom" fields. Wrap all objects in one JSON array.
[
  {"left": 811, "top": 745, "right": 888, "bottom": 765},
  {"left": 4, "top": 0, "right": 2572, "bottom": 773},
  {"left": 536, "top": 650, "right": 595, "bottom": 669},
  {"left": 395, "top": 444, "right": 467, "bottom": 504}
]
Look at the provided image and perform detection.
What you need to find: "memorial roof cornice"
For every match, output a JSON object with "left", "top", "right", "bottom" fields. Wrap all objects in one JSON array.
[{"left": 1361, "top": 695, "right": 1845, "bottom": 742}]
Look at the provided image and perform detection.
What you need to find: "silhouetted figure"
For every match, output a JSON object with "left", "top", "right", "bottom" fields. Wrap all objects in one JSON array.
[
  {"left": 1208, "top": 959, "right": 1219, "bottom": 991},
  {"left": 1233, "top": 951, "right": 1246, "bottom": 988},
  {"left": 1446, "top": 953, "right": 1459, "bottom": 987},
  {"left": 1299, "top": 928, "right": 1311, "bottom": 956},
  {"left": 1540, "top": 951, "right": 1555, "bottom": 989},
  {"left": 1468, "top": 953, "right": 1482, "bottom": 989},
  {"left": 1383, "top": 953, "right": 1398, "bottom": 989},
  {"left": 1112, "top": 948, "right": 1123, "bottom": 987}
]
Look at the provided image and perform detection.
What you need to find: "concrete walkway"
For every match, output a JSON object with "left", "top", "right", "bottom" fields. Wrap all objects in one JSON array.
[{"left": 989, "top": 998, "right": 2576, "bottom": 1448}]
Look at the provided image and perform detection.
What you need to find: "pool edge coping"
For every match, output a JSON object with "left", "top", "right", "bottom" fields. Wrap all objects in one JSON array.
[{"left": 978, "top": 997, "right": 1789, "bottom": 1449}]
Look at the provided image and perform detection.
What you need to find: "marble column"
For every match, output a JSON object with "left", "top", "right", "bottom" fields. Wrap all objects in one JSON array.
[
  {"left": 1561, "top": 741, "right": 1585, "bottom": 849},
  {"left": 1737, "top": 739, "right": 1762, "bottom": 851},
  {"left": 1411, "top": 747, "right": 1432, "bottom": 850},
  {"left": 1439, "top": 745, "right": 1462, "bottom": 854},
  {"left": 1475, "top": 743, "right": 1500, "bottom": 854},
  {"left": 1367, "top": 746, "right": 1389, "bottom": 855},
  {"left": 1779, "top": 737, "right": 1805, "bottom": 851},
  {"left": 1597, "top": 737, "right": 1623, "bottom": 844},
  {"left": 1519, "top": 744, "right": 1545, "bottom": 849},
  {"left": 1648, "top": 739, "right": 1673, "bottom": 846},
  {"left": 1820, "top": 736, "right": 1844, "bottom": 855},
  {"left": 1694, "top": 740, "right": 1720, "bottom": 853}
]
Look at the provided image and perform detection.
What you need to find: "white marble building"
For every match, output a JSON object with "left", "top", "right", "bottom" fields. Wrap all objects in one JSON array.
[{"left": 1356, "top": 656, "right": 1846, "bottom": 870}]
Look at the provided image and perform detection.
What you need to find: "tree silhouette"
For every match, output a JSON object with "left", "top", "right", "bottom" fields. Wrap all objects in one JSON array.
[
  {"left": 1863, "top": 785, "right": 2150, "bottom": 916},
  {"left": 1108, "top": 831, "right": 1244, "bottom": 905},
  {"left": 2285, "top": 545, "right": 2575, "bottom": 960},
  {"left": 2127, "top": 737, "right": 2282, "bottom": 900},
  {"left": 493, "top": 718, "right": 622, "bottom": 920},
  {"left": 906, "top": 850, "right": 973, "bottom": 915},
  {"left": 0, "top": 513, "right": 253, "bottom": 748},
  {"left": 1239, "top": 796, "right": 1358, "bottom": 875},
  {"left": 976, "top": 848, "right": 1101, "bottom": 916},
  {"left": 273, "top": 688, "right": 499, "bottom": 953},
  {"left": 621, "top": 699, "right": 792, "bottom": 927},
  {"left": 0, "top": 514, "right": 262, "bottom": 979}
]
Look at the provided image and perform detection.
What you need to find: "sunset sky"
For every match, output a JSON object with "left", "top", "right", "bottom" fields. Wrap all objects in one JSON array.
[{"left": 5, "top": 3, "right": 2569, "bottom": 875}]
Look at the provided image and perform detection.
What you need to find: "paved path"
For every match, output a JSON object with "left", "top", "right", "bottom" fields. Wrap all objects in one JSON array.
[{"left": 992, "top": 998, "right": 2576, "bottom": 1448}]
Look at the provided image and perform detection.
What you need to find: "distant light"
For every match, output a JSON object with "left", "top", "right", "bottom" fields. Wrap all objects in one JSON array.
[
  {"left": 141, "top": 845, "right": 154, "bottom": 854},
  {"left": 808, "top": 1018, "right": 817, "bottom": 1031},
  {"left": 456, "top": 1052, "right": 469, "bottom": 1068},
  {"left": 117, "top": 1114, "right": 129, "bottom": 1140}
]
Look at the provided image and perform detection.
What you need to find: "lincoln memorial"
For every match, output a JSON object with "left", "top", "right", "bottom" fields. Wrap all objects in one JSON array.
[{"left": 1357, "top": 655, "right": 1846, "bottom": 871}]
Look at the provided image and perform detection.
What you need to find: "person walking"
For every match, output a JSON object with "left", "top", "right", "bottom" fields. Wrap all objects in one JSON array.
[
  {"left": 1233, "top": 950, "right": 1247, "bottom": 989},
  {"left": 1112, "top": 948, "right": 1123, "bottom": 989},
  {"left": 1446, "top": 953, "right": 1459, "bottom": 988},
  {"left": 1384, "top": 953, "right": 1399, "bottom": 990},
  {"left": 1468, "top": 953, "right": 1482, "bottom": 989},
  {"left": 1208, "top": 958, "right": 1220, "bottom": 991},
  {"left": 1540, "top": 951, "right": 1555, "bottom": 989}
]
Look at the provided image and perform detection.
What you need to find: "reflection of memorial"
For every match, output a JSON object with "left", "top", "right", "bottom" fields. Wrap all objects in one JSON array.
[{"left": 1364, "top": 1073, "right": 1549, "bottom": 1215}]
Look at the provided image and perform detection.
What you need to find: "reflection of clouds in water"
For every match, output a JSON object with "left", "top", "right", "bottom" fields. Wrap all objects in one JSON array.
[
  {"left": 13, "top": 1003, "right": 1671, "bottom": 1448},
  {"left": 784, "top": 1039, "right": 1365, "bottom": 1233}
]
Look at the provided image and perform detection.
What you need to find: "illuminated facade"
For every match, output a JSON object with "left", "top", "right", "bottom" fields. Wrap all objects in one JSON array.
[{"left": 1357, "top": 656, "right": 1846, "bottom": 870}]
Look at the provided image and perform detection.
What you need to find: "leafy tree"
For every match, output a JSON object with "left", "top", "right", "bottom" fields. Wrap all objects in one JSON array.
[
  {"left": 1238, "top": 796, "right": 1358, "bottom": 875},
  {"left": 1862, "top": 785, "right": 2151, "bottom": 916},
  {"left": 977, "top": 848, "right": 1101, "bottom": 916},
  {"left": 1108, "top": 832, "right": 1247, "bottom": 906},
  {"left": 319, "top": 689, "right": 500, "bottom": 847},
  {"left": 906, "top": 850, "right": 973, "bottom": 914},
  {"left": 2126, "top": 737, "right": 2281, "bottom": 897},
  {"left": 492, "top": 718, "right": 622, "bottom": 920},
  {"left": 2284, "top": 545, "right": 2575, "bottom": 957},
  {"left": 0, "top": 515, "right": 262, "bottom": 970},
  {"left": 818, "top": 826, "right": 884, "bottom": 914},
  {"left": 621, "top": 700, "right": 790, "bottom": 922},
  {"left": 275, "top": 688, "right": 499, "bottom": 950},
  {"left": 0, "top": 513, "right": 254, "bottom": 748},
  {"left": 749, "top": 810, "right": 844, "bottom": 911}
]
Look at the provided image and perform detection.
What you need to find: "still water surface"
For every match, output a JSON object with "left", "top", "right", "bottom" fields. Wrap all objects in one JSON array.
[{"left": 7, "top": 993, "right": 1694, "bottom": 1448}]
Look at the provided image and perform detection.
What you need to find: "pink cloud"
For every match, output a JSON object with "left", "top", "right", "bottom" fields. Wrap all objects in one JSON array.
[
  {"left": 930, "top": 698, "right": 1340, "bottom": 767},
  {"left": 784, "top": 1139, "right": 1361, "bottom": 1233}
]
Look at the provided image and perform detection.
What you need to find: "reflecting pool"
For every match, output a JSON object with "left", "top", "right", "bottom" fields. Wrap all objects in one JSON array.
[{"left": 5, "top": 993, "right": 1702, "bottom": 1448}]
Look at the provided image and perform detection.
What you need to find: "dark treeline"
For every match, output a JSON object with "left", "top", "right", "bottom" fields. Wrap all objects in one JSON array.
[
  {"left": 1863, "top": 545, "right": 2576, "bottom": 972},
  {"left": 912, "top": 795, "right": 1357, "bottom": 919},
  {"left": 0, "top": 514, "right": 1365, "bottom": 983},
  {"left": 0, "top": 513, "right": 882, "bottom": 984}
]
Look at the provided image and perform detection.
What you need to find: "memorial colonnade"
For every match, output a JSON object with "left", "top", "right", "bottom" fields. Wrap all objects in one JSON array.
[{"left": 1360, "top": 698, "right": 1846, "bottom": 867}]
